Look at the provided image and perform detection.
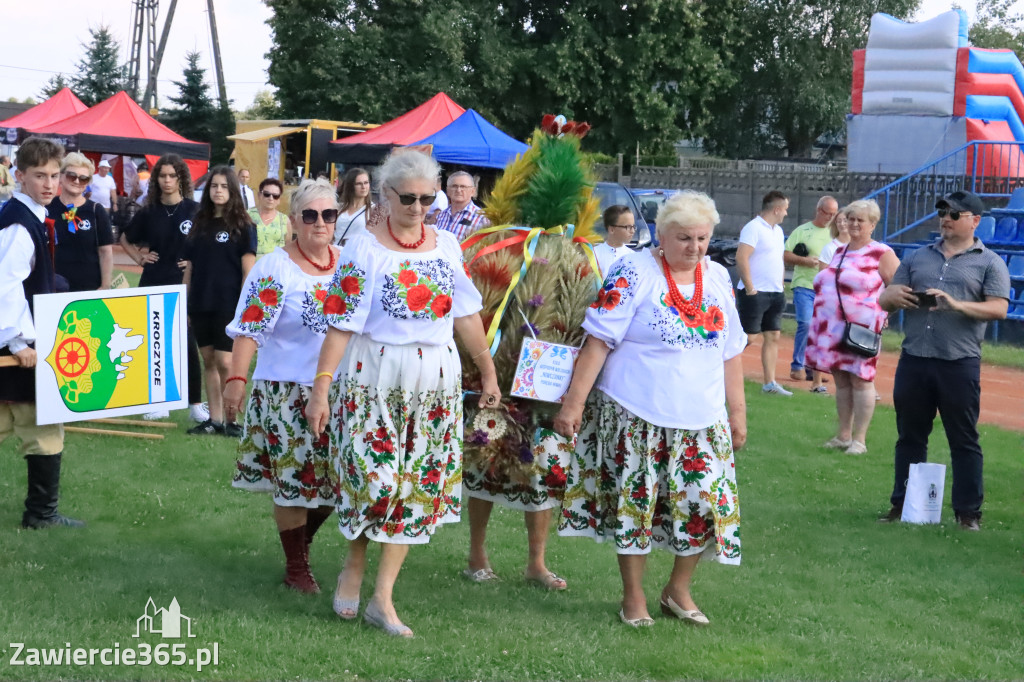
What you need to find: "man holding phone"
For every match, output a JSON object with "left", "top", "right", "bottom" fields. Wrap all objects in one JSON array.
[{"left": 878, "top": 190, "right": 1010, "bottom": 531}]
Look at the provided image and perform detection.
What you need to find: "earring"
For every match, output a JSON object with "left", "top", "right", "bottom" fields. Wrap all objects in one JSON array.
[{"left": 658, "top": 248, "right": 665, "bottom": 257}]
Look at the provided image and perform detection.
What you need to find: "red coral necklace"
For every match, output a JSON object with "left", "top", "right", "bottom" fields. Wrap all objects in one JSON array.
[
  {"left": 660, "top": 254, "right": 703, "bottom": 318},
  {"left": 388, "top": 218, "right": 426, "bottom": 249},
  {"left": 295, "top": 241, "right": 336, "bottom": 272}
]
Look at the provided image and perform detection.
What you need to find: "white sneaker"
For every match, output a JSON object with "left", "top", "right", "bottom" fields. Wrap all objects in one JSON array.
[
  {"left": 189, "top": 402, "right": 210, "bottom": 422},
  {"left": 143, "top": 409, "right": 170, "bottom": 420},
  {"left": 761, "top": 382, "right": 793, "bottom": 396}
]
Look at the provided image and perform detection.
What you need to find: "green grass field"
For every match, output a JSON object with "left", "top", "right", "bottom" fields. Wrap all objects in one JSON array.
[{"left": 0, "top": 380, "right": 1021, "bottom": 681}]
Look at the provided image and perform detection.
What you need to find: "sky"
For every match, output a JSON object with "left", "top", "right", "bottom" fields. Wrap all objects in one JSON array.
[{"left": 0, "top": 1, "right": 1019, "bottom": 111}]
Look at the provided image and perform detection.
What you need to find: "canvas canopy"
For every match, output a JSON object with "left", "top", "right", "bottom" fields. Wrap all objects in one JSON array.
[
  {"left": 0, "top": 88, "right": 88, "bottom": 144},
  {"left": 32, "top": 91, "right": 210, "bottom": 160},
  {"left": 411, "top": 109, "right": 527, "bottom": 169},
  {"left": 327, "top": 92, "right": 464, "bottom": 164}
]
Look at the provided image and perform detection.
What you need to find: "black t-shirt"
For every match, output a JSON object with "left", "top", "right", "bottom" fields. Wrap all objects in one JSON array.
[
  {"left": 48, "top": 198, "right": 114, "bottom": 291},
  {"left": 123, "top": 199, "right": 199, "bottom": 287},
  {"left": 182, "top": 218, "right": 258, "bottom": 314}
]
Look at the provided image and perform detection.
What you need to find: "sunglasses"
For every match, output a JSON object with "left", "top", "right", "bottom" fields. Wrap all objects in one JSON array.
[
  {"left": 390, "top": 187, "right": 436, "bottom": 207},
  {"left": 301, "top": 208, "right": 339, "bottom": 225},
  {"left": 64, "top": 171, "right": 90, "bottom": 184},
  {"left": 936, "top": 208, "right": 973, "bottom": 220},
  {"left": 261, "top": 190, "right": 281, "bottom": 199}
]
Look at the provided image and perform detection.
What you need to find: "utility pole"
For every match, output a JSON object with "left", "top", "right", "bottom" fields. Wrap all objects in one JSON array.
[
  {"left": 127, "top": 0, "right": 158, "bottom": 103},
  {"left": 142, "top": 0, "right": 179, "bottom": 113},
  {"left": 207, "top": 0, "right": 229, "bottom": 109}
]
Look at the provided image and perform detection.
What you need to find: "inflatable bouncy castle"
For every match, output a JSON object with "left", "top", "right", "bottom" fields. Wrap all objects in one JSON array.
[{"left": 848, "top": 10, "right": 1024, "bottom": 176}]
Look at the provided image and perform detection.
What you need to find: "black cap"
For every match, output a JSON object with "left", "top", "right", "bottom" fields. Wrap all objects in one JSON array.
[{"left": 936, "top": 190, "right": 984, "bottom": 216}]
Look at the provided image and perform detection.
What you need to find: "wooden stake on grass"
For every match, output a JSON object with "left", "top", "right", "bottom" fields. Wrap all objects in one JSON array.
[
  {"left": 88, "top": 418, "right": 177, "bottom": 429},
  {"left": 65, "top": 426, "right": 164, "bottom": 440}
]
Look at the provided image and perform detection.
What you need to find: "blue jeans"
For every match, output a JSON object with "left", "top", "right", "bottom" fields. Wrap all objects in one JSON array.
[{"left": 790, "top": 286, "right": 815, "bottom": 372}]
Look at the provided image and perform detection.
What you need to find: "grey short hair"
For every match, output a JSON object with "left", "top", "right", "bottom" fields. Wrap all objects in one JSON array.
[
  {"left": 61, "top": 152, "right": 94, "bottom": 175},
  {"left": 816, "top": 195, "right": 837, "bottom": 211},
  {"left": 289, "top": 178, "right": 338, "bottom": 219},
  {"left": 845, "top": 199, "right": 881, "bottom": 225},
  {"left": 447, "top": 170, "right": 475, "bottom": 187},
  {"left": 375, "top": 150, "right": 441, "bottom": 199},
  {"left": 656, "top": 191, "right": 720, "bottom": 238}
]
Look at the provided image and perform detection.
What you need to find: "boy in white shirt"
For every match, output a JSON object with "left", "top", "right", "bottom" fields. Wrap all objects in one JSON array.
[
  {"left": 0, "top": 137, "right": 84, "bottom": 528},
  {"left": 594, "top": 205, "right": 635, "bottom": 278}
]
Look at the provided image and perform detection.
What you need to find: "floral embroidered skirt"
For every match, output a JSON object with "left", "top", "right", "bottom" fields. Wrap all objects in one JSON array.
[
  {"left": 334, "top": 335, "right": 464, "bottom": 545},
  {"left": 558, "top": 391, "right": 741, "bottom": 563},
  {"left": 232, "top": 379, "right": 341, "bottom": 508},
  {"left": 464, "top": 427, "right": 572, "bottom": 511}
]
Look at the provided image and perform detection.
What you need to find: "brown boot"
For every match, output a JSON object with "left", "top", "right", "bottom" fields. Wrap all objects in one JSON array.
[
  {"left": 305, "top": 506, "right": 334, "bottom": 548},
  {"left": 279, "top": 526, "right": 320, "bottom": 594}
]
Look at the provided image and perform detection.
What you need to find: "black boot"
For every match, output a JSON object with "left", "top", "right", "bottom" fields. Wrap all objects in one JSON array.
[
  {"left": 305, "top": 506, "right": 334, "bottom": 548},
  {"left": 22, "top": 454, "right": 85, "bottom": 529}
]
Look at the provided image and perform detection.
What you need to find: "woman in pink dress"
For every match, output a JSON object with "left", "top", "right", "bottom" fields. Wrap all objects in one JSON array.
[{"left": 806, "top": 199, "right": 900, "bottom": 455}]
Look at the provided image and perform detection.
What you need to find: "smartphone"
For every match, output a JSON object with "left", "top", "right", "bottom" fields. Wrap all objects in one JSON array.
[{"left": 913, "top": 292, "right": 937, "bottom": 308}]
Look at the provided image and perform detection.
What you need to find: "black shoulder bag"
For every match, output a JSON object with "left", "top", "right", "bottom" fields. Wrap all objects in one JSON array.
[{"left": 834, "top": 246, "right": 881, "bottom": 358}]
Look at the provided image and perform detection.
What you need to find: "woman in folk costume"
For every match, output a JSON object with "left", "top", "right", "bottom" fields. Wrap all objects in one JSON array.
[
  {"left": 458, "top": 115, "right": 603, "bottom": 590},
  {"left": 555, "top": 191, "right": 747, "bottom": 628},
  {"left": 306, "top": 150, "right": 498, "bottom": 638}
]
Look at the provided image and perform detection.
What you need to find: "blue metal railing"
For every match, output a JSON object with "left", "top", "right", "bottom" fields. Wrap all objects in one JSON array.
[{"left": 865, "top": 141, "right": 1024, "bottom": 244}]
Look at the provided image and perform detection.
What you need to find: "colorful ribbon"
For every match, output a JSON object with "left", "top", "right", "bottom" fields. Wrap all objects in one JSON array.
[
  {"left": 461, "top": 224, "right": 602, "bottom": 355},
  {"left": 61, "top": 204, "right": 82, "bottom": 234}
]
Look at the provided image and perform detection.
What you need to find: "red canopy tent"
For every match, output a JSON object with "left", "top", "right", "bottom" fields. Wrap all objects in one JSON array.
[
  {"left": 32, "top": 91, "right": 210, "bottom": 169},
  {"left": 0, "top": 88, "right": 88, "bottom": 144},
  {"left": 327, "top": 92, "right": 465, "bottom": 164}
]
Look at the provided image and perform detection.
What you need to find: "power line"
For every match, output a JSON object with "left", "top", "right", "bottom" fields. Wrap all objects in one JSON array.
[{"left": 0, "top": 63, "right": 266, "bottom": 85}]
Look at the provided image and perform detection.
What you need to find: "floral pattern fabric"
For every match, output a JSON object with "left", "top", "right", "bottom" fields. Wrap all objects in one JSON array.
[
  {"left": 233, "top": 379, "right": 340, "bottom": 507},
  {"left": 333, "top": 334, "right": 464, "bottom": 544},
  {"left": 382, "top": 259, "right": 455, "bottom": 321},
  {"left": 322, "top": 261, "right": 367, "bottom": 324},
  {"left": 558, "top": 391, "right": 741, "bottom": 563},
  {"left": 806, "top": 241, "right": 892, "bottom": 382},
  {"left": 464, "top": 428, "right": 573, "bottom": 511},
  {"left": 236, "top": 276, "right": 285, "bottom": 335}
]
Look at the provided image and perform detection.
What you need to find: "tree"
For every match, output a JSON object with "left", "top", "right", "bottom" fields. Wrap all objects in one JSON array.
[
  {"left": 238, "top": 89, "right": 282, "bottom": 120},
  {"left": 39, "top": 73, "right": 71, "bottom": 99},
  {"left": 265, "top": 0, "right": 745, "bottom": 157},
  {"left": 162, "top": 51, "right": 235, "bottom": 164},
  {"left": 71, "top": 26, "right": 129, "bottom": 106},
  {"left": 969, "top": 0, "right": 1024, "bottom": 61},
  {"left": 699, "top": 1, "right": 921, "bottom": 159}
]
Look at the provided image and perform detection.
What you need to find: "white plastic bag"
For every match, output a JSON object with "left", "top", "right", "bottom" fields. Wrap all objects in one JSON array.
[{"left": 901, "top": 462, "right": 946, "bottom": 524}]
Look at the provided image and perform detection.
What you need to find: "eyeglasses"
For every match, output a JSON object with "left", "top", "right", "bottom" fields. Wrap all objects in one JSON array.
[
  {"left": 301, "top": 208, "right": 339, "bottom": 225},
  {"left": 937, "top": 208, "right": 972, "bottom": 220},
  {"left": 447, "top": 184, "right": 473, "bottom": 191},
  {"left": 390, "top": 187, "right": 436, "bottom": 207},
  {"left": 64, "top": 171, "right": 90, "bottom": 184},
  {"left": 261, "top": 190, "right": 281, "bottom": 199},
  {"left": 608, "top": 224, "right": 636, "bottom": 231}
]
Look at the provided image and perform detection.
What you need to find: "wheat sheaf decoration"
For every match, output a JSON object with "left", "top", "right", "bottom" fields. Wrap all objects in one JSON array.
[{"left": 457, "top": 114, "right": 603, "bottom": 484}]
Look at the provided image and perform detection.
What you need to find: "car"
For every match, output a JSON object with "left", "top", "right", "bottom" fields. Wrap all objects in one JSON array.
[
  {"left": 591, "top": 181, "right": 653, "bottom": 249},
  {"left": 707, "top": 237, "right": 740, "bottom": 286},
  {"left": 629, "top": 188, "right": 678, "bottom": 237}
]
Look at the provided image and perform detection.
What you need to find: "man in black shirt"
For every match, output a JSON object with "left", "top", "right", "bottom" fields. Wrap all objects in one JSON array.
[{"left": 119, "top": 154, "right": 207, "bottom": 422}]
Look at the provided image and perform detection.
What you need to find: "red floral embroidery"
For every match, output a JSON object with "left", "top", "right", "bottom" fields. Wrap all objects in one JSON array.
[
  {"left": 323, "top": 295, "right": 346, "bottom": 315},
  {"left": 406, "top": 284, "right": 432, "bottom": 311},
  {"left": 430, "top": 294, "right": 452, "bottom": 318},
  {"left": 397, "top": 269, "right": 418, "bottom": 286},
  {"left": 340, "top": 275, "right": 361, "bottom": 295},
  {"left": 704, "top": 306, "right": 725, "bottom": 332},
  {"left": 259, "top": 288, "right": 278, "bottom": 306},
  {"left": 241, "top": 304, "right": 263, "bottom": 323}
]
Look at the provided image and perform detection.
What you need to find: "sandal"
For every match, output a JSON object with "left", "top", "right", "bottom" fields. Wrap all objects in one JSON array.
[
  {"left": 461, "top": 567, "right": 499, "bottom": 582},
  {"left": 823, "top": 436, "right": 852, "bottom": 449},
  {"left": 619, "top": 608, "right": 654, "bottom": 627},
  {"left": 524, "top": 571, "right": 568, "bottom": 591}
]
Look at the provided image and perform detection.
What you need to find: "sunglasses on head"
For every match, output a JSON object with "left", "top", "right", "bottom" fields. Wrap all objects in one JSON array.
[
  {"left": 65, "top": 171, "right": 90, "bottom": 184},
  {"left": 261, "top": 190, "right": 281, "bottom": 199},
  {"left": 936, "top": 208, "right": 972, "bottom": 220},
  {"left": 301, "top": 208, "right": 339, "bottom": 225},
  {"left": 390, "top": 187, "right": 436, "bottom": 207}
]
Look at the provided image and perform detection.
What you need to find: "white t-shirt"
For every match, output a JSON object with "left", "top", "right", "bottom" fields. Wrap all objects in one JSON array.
[
  {"left": 818, "top": 238, "right": 844, "bottom": 267},
  {"left": 428, "top": 191, "right": 448, "bottom": 216},
  {"left": 736, "top": 215, "right": 785, "bottom": 292},
  {"left": 594, "top": 242, "right": 632, "bottom": 278},
  {"left": 226, "top": 248, "right": 339, "bottom": 385},
  {"left": 90, "top": 173, "right": 117, "bottom": 210},
  {"left": 334, "top": 205, "right": 370, "bottom": 245},
  {"left": 585, "top": 250, "right": 747, "bottom": 430},
  {"left": 325, "top": 230, "right": 482, "bottom": 345},
  {"left": 240, "top": 185, "right": 256, "bottom": 210}
]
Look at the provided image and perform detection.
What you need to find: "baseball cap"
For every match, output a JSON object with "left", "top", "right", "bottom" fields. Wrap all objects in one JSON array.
[
  {"left": 935, "top": 190, "right": 984, "bottom": 216},
  {"left": 98, "top": 160, "right": 111, "bottom": 168}
]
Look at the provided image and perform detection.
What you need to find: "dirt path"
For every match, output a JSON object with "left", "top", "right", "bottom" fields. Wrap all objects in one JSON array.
[{"left": 742, "top": 334, "right": 1024, "bottom": 432}]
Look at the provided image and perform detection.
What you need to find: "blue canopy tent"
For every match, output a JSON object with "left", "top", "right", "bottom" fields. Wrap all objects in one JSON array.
[{"left": 410, "top": 109, "right": 527, "bottom": 169}]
